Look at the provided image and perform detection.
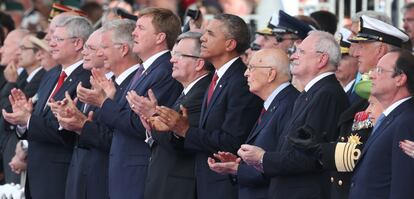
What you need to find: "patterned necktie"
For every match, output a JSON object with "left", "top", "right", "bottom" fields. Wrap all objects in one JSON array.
[
  {"left": 126, "top": 65, "right": 144, "bottom": 91},
  {"left": 50, "top": 71, "right": 67, "bottom": 99},
  {"left": 207, "top": 72, "right": 219, "bottom": 105},
  {"left": 173, "top": 92, "right": 186, "bottom": 111}
]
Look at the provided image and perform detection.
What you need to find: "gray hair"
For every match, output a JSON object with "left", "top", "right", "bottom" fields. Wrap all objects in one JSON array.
[
  {"left": 310, "top": 30, "right": 341, "bottom": 68},
  {"left": 101, "top": 19, "right": 136, "bottom": 52},
  {"left": 177, "top": 31, "right": 203, "bottom": 56},
  {"left": 351, "top": 11, "right": 391, "bottom": 24},
  {"left": 57, "top": 16, "right": 93, "bottom": 41}
]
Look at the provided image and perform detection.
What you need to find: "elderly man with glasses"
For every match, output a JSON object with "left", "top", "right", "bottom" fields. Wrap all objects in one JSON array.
[
  {"left": 2, "top": 15, "right": 93, "bottom": 198},
  {"left": 238, "top": 31, "right": 349, "bottom": 199}
]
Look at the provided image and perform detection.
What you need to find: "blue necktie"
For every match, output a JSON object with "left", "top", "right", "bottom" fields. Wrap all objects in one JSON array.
[{"left": 372, "top": 113, "right": 385, "bottom": 134}]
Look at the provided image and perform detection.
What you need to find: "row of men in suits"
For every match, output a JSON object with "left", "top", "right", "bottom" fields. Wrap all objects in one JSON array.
[
  {"left": 0, "top": 29, "right": 53, "bottom": 184},
  {"left": 1, "top": 6, "right": 414, "bottom": 199}
]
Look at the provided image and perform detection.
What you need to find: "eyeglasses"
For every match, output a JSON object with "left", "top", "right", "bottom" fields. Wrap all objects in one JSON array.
[
  {"left": 51, "top": 36, "right": 78, "bottom": 43},
  {"left": 250, "top": 43, "right": 261, "bottom": 51},
  {"left": 19, "top": 45, "right": 36, "bottom": 51},
  {"left": 275, "top": 34, "right": 299, "bottom": 43},
  {"left": 246, "top": 65, "right": 275, "bottom": 72},
  {"left": 372, "top": 66, "right": 403, "bottom": 75},
  {"left": 83, "top": 44, "right": 99, "bottom": 52},
  {"left": 171, "top": 51, "right": 200, "bottom": 59},
  {"left": 100, "top": 43, "right": 123, "bottom": 50},
  {"left": 296, "top": 48, "right": 325, "bottom": 56}
]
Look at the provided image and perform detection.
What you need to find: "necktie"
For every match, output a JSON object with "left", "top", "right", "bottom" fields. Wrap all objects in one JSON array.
[
  {"left": 173, "top": 92, "right": 186, "bottom": 111},
  {"left": 292, "top": 90, "right": 307, "bottom": 115},
  {"left": 207, "top": 72, "right": 219, "bottom": 105},
  {"left": 257, "top": 108, "right": 266, "bottom": 124},
  {"left": 50, "top": 71, "right": 67, "bottom": 99},
  {"left": 372, "top": 113, "right": 385, "bottom": 135},
  {"left": 126, "top": 65, "right": 144, "bottom": 91}
]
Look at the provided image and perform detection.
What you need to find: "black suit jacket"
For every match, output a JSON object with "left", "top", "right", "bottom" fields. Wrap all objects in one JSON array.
[
  {"left": 318, "top": 98, "right": 369, "bottom": 199},
  {"left": 65, "top": 71, "right": 135, "bottom": 199},
  {"left": 25, "top": 64, "right": 91, "bottom": 199},
  {"left": 0, "top": 70, "right": 28, "bottom": 110},
  {"left": 144, "top": 74, "right": 212, "bottom": 199},
  {"left": 263, "top": 74, "right": 349, "bottom": 199},
  {"left": 184, "top": 58, "right": 263, "bottom": 199},
  {"left": 238, "top": 85, "right": 299, "bottom": 199},
  {"left": 0, "top": 68, "right": 44, "bottom": 183}
]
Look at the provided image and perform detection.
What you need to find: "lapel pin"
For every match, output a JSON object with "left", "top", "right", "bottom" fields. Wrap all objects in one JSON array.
[
  {"left": 219, "top": 85, "right": 222, "bottom": 88},
  {"left": 69, "top": 79, "right": 72, "bottom": 82}
]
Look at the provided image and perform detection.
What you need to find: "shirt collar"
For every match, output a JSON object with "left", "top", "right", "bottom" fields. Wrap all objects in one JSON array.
[
  {"left": 383, "top": 96, "right": 412, "bottom": 116},
  {"left": 142, "top": 50, "right": 169, "bottom": 71},
  {"left": 183, "top": 74, "right": 209, "bottom": 95},
  {"left": 304, "top": 72, "right": 335, "bottom": 92},
  {"left": 115, "top": 64, "right": 139, "bottom": 85},
  {"left": 26, "top": 67, "right": 42, "bottom": 83},
  {"left": 62, "top": 60, "right": 83, "bottom": 77},
  {"left": 343, "top": 79, "right": 355, "bottom": 92},
  {"left": 215, "top": 57, "right": 239, "bottom": 80},
  {"left": 264, "top": 82, "right": 290, "bottom": 110}
]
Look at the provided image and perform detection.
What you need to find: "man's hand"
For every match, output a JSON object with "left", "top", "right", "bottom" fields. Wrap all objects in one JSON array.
[
  {"left": 55, "top": 92, "right": 92, "bottom": 134},
  {"left": 127, "top": 89, "right": 157, "bottom": 118},
  {"left": 237, "top": 144, "right": 265, "bottom": 168},
  {"left": 207, "top": 152, "right": 241, "bottom": 175},
  {"left": 147, "top": 116, "right": 170, "bottom": 132},
  {"left": 4, "top": 61, "right": 18, "bottom": 83},
  {"left": 76, "top": 81, "right": 107, "bottom": 108},
  {"left": 213, "top": 151, "right": 239, "bottom": 162},
  {"left": 91, "top": 68, "right": 117, "bottom": 99},
  {"left": 154, "top": 105, "right": 190, "bottom": 137},
  {"left": 2, "top": 89, "right": 32, "bottom": 126}
]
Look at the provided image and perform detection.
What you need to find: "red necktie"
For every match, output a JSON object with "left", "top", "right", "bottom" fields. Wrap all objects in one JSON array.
[
  {"left": 258, "top": 108, "right": 266, "bottom": 124},
  {"left": 207, "top": 72, "right": 219, "bottom": 105},
  {"left": 50, "top": 71, "right": 67, "bottom": 99}
]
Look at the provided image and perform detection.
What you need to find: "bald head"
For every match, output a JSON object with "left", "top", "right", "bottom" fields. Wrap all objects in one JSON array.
[
  {"left": 245, "top": 49, "right": 291, "bottom": 100},
  {"left": 251, "top": 48, "right": 291, "bottom": 79},
  {"left": 0, "top": 29, "right": 29, "bottom": 65}
]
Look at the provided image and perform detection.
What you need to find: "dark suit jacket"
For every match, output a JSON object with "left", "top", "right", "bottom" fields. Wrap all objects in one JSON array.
[
  {"left": 0, "top": 66, "right": 7, "bottom": 91},
  {"left": 263, "top": 74, "right": 349, "bottom": 199},
  {"left": 349, "top": 98, "right": 414, "bottom": 199},
  {"left": 144, "top": 74, "right": 211, "bottom": 199},
  {"left": 98, "top": 52, "right": 182, "bottom": 199},
  {"left": 318, "top": 98, "right": 369, "bottom": 199},
  {"left": 25, "top": 64, "right": 91, "bottom": 199},
  {"left": 1, "top": 68, "right": 45, "bottom": 184},
  {"left": 184, "top": 58, "right": 262, "bottom": 199},
  {"left": 237, "top": 85, "right": 299, "bottom": 199},
  {"left": 0, "top": 70, "right": 28, "bottom": 110},
  {"left": 65, "top": 72, "right": 135, "bottom": 199}
]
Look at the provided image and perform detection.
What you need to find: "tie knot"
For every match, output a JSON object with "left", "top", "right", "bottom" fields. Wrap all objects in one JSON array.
[{"left": 60, "top": 71, "right": 67, "bottom": 78}]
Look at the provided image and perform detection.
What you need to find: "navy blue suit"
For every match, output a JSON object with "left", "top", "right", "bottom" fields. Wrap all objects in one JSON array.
[
  {"left": 263, "top": 74, "right": 349, "bottom": 199},
  {"left": 349, "top": 98, "right": 414, "bottom": 199},
  {"left": 25, "top": 64, "right": 91, "bottom": 198},
  {"left": 65, "top": 72, "right": 135, "bottom": 199},
  {"left": 98, "top": 52, "right": 182, "bottom": 199},
  {"left": 184, "top": 58, "right": 262, "bottom": 199},
  {"left": 237, "top": 85, "right": 298, "bottom": 199}
]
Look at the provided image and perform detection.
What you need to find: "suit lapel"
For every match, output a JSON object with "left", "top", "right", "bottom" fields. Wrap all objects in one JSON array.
[
  {"left": 120, "top": 52, "right": 171, "bottom": 106},
  {"left": 200, "top": 58, "right": 243, "bottom": 126},
  {"left": 34, "top": 67, "right": 61, "bottom": 115}
]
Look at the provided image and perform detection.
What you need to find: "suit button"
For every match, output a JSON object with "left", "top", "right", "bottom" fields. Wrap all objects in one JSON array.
[
  {"left": 330, "top": 177, "right": 334, "bottom": 183},
  {"left": 10, "top": 126, "right": 14, "bottom": 130},
  {"left": 351, "top": 182, "right": 354, "bottom": 187},
  {"left": 340, "top": 137, "right": 345, "bottom": 141},
  {"left": 338, "top": 180, "right": 343, "bottom": 186}
]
